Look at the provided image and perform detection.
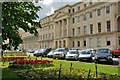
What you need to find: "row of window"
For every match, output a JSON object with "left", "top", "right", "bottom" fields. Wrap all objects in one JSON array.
[
  {"left": 69, "top": 2, "right": 93, "bottom": 13},
  {"left": 41, "top": 25, "right": 54, "bottom": 31},
  {"left": 41, "top": 17, "right": 53, "bottom": 24},
  {"left": 72, "top": 6, "right": 110, "bottom": 23},
  {"left": 72, "top": 20, "right": 111, "bottom": 36},
  {"left": 69, "top": 2, "right": 110, "bottom": 14},
  {"left": 72, "top": 37, "right": 111, "bottom": 48},
  {"left": 40, "top": 33, "right": 54, "bottom": 40}
]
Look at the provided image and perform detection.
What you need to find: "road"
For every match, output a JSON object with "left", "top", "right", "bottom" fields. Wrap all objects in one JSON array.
[{"left": 25, "top": 53, "right": 120, "bottom": 66}]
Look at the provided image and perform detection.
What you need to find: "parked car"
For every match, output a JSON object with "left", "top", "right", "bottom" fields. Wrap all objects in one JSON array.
[
  {"left": 65, "top": 50, "right": 79, "bottom": 60},
  {"left": 34, "top": 48, "right": 51, "bottom": 57},
  {"left": 94, "top": 48, "right": 113, "bottom": 64},
  {"left": 47, "top": 50, "right": 55, "bottom": 58},
  {"left": 53, "top": 48, "right": 68, "bottom": 59},
  {"left": 33, "top": 50, "right": 39, "bottom": 56},
  {"left": 78, "top": 50, "right": 93, "bottom": 62},
  {"left": 111, "top": 48, "right": 120, "bottom": 58},
  {"left": 26, "top": 49, "right": 35, "bottom": 56}
]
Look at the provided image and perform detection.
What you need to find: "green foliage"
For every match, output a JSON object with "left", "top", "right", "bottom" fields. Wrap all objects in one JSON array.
[
  {"left": 2, "top": 68, "right": 20, "bottom": 79},
  {"left": 2, "top": 2, "right": 41, "bottom": 50},
  {"left": 15, "top": 68, "right": 120, "bottom": 80}
]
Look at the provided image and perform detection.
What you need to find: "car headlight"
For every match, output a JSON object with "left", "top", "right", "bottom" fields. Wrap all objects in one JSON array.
[
  {"left": 108, "top": 56, "right": 112, "bottom": 58},
  {"left": 61, "top": 53, "right": 64, "bottom": 56}
]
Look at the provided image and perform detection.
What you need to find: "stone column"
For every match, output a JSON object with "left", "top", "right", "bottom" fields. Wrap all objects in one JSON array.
[
  {"left": 62, "top": 19, "right": 64, "bottom": 38},
  {"left": 66, "top": 18, "right": 70, "bottom": 37},
  {"left": 58, "top": 21, "right": 60, "bottom": 39},
  {"left": 54, "top": 21, "right": 58, "bottom": 39}
]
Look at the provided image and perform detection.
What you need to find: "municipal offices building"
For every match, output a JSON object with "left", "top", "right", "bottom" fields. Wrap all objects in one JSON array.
[{"left": 19, "top": 1, "right": 120, "bottom": 50}]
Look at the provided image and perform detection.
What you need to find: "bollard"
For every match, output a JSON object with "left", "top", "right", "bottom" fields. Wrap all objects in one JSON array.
[
  {"left": 95, "top": 64, "right": 97, "bottom": 77},
  {"left": 70, "top": 62, "right": 73, "bottom": 73},
  {"left": 87, "top": 69, "right": 91, "bottom": 80},
  {"left": 58, "top": 64, "right": 62, "bottom": 80}
]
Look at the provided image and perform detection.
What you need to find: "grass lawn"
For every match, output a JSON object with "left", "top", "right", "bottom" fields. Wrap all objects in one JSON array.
[{"left": 41, "top": 57, "right": 119, "bottom": 75}]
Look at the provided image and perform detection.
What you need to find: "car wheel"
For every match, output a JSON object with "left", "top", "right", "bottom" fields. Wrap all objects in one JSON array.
[
  {"left": 88, "top": 58, "right": 93, "bottom": 62},
  {"left": 107, "top": 59, "right": 113, "bottom": 65},
  {"left": 53, "top": 57, "right": 56, "bottom": 59},
  {"left": 94, "top": 59, "right": 99, "bottom": 63},
  {"left": 78, "top": 58, "right": 81, "bottom": 62}
]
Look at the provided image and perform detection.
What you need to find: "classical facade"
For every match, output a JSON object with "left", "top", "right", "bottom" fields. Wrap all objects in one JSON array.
[{"left": 19, "top": 1, "right": 120, "bottom": 50}]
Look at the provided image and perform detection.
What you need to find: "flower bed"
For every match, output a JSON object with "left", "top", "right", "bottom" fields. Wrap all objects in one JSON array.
[
  {"left": 11, "top": 60, "right": 53, "bottom": 65},
  {"left": 1, "top": 57, "right": 26, "bottom": 61},
  {"left": 1, "top": 57, "right": 53, "bottom": 69}
]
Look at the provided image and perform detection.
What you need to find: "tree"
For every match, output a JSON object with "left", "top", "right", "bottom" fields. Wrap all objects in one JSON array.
[{"left": 2, "top": 2, "right": 41, "bottom": 50}]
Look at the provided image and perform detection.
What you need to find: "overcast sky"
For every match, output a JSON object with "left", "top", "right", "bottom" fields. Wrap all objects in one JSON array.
[{"left": 34, "top": 0, "right": 82, "bottom": 21}]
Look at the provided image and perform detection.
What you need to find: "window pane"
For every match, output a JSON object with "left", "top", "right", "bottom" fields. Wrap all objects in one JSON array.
[
  {"left": 72, "top": 28, "right": 75, "bottom": 36},
  {"left": 73, "top": 41, "right": 74, "bottom": 47},
  {"left": 106, "top": 6, "right": 110, "bottom": 14},
  {"left": 72, "top": 18, "right": 75, "bottom": 23},
  {"left": 90, "top": 24, "right": 93, "bottom": 34},
  {"left": 84, "top": 40, "right": 86, "bottom": 47},
  {"left": 89, "top": 38, "right": 93, "bottom": 48},
  {"left": 68, "top": 9, "right": 71, "bottom": 13},
  {"left": 90, "top": 12, "right": 92, "bottom": 18},
  {"left": 97, "top": 37, "right": 101, "bottom": 47},
  {"left": 84, "top": 4, "right": 86, "bottom": 8},
  {"left": 77, "top": 16, "right": 80, "bottom": 22},
  {"left": 84, "top": 14, "right": 86, "bottom": 21},
  {"left": 73, "top": 8, "right": 74, "bottom": 13},
  {"left": 78, "top": 41, "right": 80, "bottom": 47},
  {"left": 78, "top": 6, "right": 80, "bottom": 10},
  {"left": 84, "top": 26, "right": 86, "bottom": 35},
  {"left": 106, "top": 37, "right": 111, "bottom": 46},
  {"left": 107, "top": 21, "right": 111, "bottom": 32},
  {"left": 97, "top": 9, "right": 101, "bottom": 16},
  {"left": 78, "top": 27, "right": 80, "bottom": 35},
  {"left": 98, "top": 22, "right": 101, "bottom": 33}
]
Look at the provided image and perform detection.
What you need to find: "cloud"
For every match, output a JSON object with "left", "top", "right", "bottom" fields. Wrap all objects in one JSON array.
[
  {"left": 34, "top": 1, "right": 77, "bottom": 21},
  {"left": 46, "top": 7, "right": 55, "bottom": 16},
  {"left": 42, "top": 0, "right": 53, "bottom": 5}
]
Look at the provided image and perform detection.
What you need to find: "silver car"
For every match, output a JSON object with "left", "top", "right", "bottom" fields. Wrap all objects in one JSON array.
[
  {"left": 94, "top": 48, "right": 113, "bottom": 64},
  {"left": 78, "top": 50, "right": 93, "bottom": 62},
  {"left": 53, "top": 48, "right": 68, "bottom": 59},
  {"left": 66, "top": 50, "right": 79, "bottom": 60},
  {"left": 47, "top": 50, "right": 55, "bottom": 58}
]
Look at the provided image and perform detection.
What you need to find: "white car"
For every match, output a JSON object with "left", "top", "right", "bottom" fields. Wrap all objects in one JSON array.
[
  {"left": 47, "top": 50, "right": 55, "bottom": 58},
  {"left": 66, "top": 50, "right": 79, "bottom": 60},
  {"left": 53, "top": 48, "right": 68, "bottom": 59},
  {"left": 78, "top": 50, "right": 93, "bottom": 62}
]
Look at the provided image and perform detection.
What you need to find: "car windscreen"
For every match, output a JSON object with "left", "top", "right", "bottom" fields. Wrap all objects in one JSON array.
[
  {"left": 69, "top": 51, "right": 78, "bottom": 54},
  {"left": 28, "top": 50, "right": 35, "bottom": 53},
  {"left": 80, "top": 51, "right": 91, "bottom": 54},
  {"left": 97, "top": 49, "right": 110, "bottom": 54},
  {"left": 56, "top": 49, "right": 65, "bottom": 52},
  {"left": 39, "top": 49, "right": 46, "bottom": 53}
]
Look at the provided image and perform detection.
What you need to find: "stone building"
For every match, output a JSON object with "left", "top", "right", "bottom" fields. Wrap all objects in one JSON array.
[{"left": 19, "top": 1, "right": 120, "bottom": 50}]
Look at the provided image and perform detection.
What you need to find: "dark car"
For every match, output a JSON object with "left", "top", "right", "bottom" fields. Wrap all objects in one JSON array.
[
  {"left": 34, "top": 48, "right": 51, "bottom": 57},
  {"left": 94, "top": 48, "right": 113, "bottom": 64}
]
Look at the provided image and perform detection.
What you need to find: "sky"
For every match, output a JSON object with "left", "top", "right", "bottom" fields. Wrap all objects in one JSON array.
[{"left": 34, "top": 0, "right": 82, "bottom": 21}]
